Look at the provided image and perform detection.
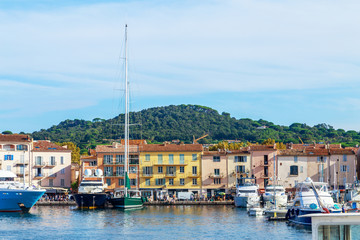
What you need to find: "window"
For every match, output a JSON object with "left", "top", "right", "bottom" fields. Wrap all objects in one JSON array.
[
  {"left": 60, "top": 156, "right": 64, "bottom": 165},
  {"left": 192, "top": 154, "right": 197, "bottom": 161},
  {"left": 116, "top": 166, "right": 124, "bottom": 176},
  {"left": 17, "top": 145, "right": 27, "bottom": 151},
  {"left": 180, "top": 178, "right": 185, "bottom": 185},
  {"left": 158, "top": 166, "right": 163, "bottom": 173},
  {"left": 192, "top": 178, "right": 197, "bottom": 185},
  {"left": 180, "top": 166, "right": 184, "bottom": 173},
  {"left": 192, "top": 166, "right": 197, "bottom": 175},
  {"left": 35, "top": 156, "right": 42, "bottom": 165},
  {"left": 145, "top": 154, "right": 150, "bottom": 161},
  {"left": 169, "top": 154, "right": 174, "bottom": 164},
  {"left": 129, "top": 155, "right": 139, "bottom": 164},
  {"left": 145, "top": 179, "right": 150, "bottom": 186},
  {"left": 3, "top": 145, "right": 13, "bottom": 151},
  {"left": 104, "top": 167, "right": 113, "bottom": 176},
  {"left": 169, "top": 179, "right": 174, "bottom": 185},
  {"left": 290, "top": 165, "right": 298, "bottom": 176},
  {"left": 236, "top": 165, "right": 245, "bottom": 173},
  {"left": 106, "top": 179, "right": 111, "bottom": 186},
  {"left": 143, "top": 167, "right": 153, "bottom": 176},
  {"left": 179, "top": 154, "right": 185, "bottom": 164},
  {"left": 235, "top": 156, "right": 247, "bottom": 162},
  {"left": 19, "top": 165, "right": 24, "bottom": 174},
  {"left": 130, "top": 179, "right": 137, "bottom": 186},
  {"left": 294, "top": 156, "right": 298, "bottom": 163},
  {"left": 119, "top": 178, "right": 124, "bottom": 186},
  {"left": 4, "top": 155, "right": 13, "bottom": 161},
  {"left": 60, "top": 179, "right": 65, "bottom": 187},
  {"left": 343, "top": 155, "right": 347, "bottom": 162},
  {"left": 317, "top": 156, "right": 326, "bottom": 162},
  {"left": 7, "top": 165, "right": 11, "bottom": 171},
  {"left": 264, "top": 155, "right": 268, "bottom": 165},
  {"left": 300, "top": 166, "right": 303, "bottom": 173},
  {"left": 49, "top": 179, "right": 53, "bottom": 187},
  {"left": 104, "top": 155, "right": 113, "bottom": 164},
  {"left": 158, "top": 154, "right": 163, "bottom": 164},
  {"left": 214, "top": 178, "right": 221, "bottom": 184},
  {"left": 155, "top": 178, "right": 165, "bottom": 186},
  {"left": 116, "top": 155, "right": 124, "bottom": 164},
  {"left": 20, "top": 155, "right": 25, "bottom": 163},
  {"left": 60, "top": 168, "right": 65, "bottom": 174},
  {"left": 166, "top": 166, "right": 176, "bottom": 176},
  {"left": 50, "top": 156, "right": 56, "bottom": 165},
  {"left": 214, "top": 169, "right": 220, "bottom": 176},
  {"left": 213, "top": 156, "right": 220, "bottom": 162},
  {"left": 341, "top": 165, "right": 348, "bottom": 172},
  {"left": 89, "top": 161, "right": 97, "bottom": 166},
  {"left": 129, "top": 166, "right": 137, "bottom": 174}
]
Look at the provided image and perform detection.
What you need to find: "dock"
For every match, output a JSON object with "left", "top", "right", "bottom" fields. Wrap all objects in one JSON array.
[
  {"left": 144, "top": 201, "right": 234, "bottom": 206},
  {"left": 35, "top": 201, "right": 77, "bottom": 206}
]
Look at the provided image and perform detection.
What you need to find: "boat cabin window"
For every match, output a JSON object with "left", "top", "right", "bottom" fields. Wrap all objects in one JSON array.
[
  {"left": 239, "top": 190, "right": 257, "bottom": 193},
  {"left": 0, "top": 177, "right": 14, "bottom": 181},
  {"left": 265, "top": 188, "right": 283, "bottom": 193},
  {"left": 80, "top": 183, "right": 103, "bottom": 187},
  {"left": 294, "top": 200, "right": 301, "bottom": 207}
]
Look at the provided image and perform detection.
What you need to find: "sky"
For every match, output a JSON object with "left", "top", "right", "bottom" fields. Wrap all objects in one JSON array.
[{"left": 1, "top": 0, "right": 360, "bottom": 133}]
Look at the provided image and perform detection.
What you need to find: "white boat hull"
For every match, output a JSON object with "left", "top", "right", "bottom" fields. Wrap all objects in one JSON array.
[
  {"left": 235, "top": 196, "right": 260, "bottom": 208},
  {"left": 263, "top": 195, "right": 288, "bottom": 207}
]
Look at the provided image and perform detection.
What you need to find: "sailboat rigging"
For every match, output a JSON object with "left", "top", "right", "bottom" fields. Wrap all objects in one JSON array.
[{"left": 109, "top": 24, "right": 145, "bottom": 209}]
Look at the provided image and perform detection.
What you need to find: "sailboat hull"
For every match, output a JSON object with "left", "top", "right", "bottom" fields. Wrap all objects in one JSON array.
[{"left": 109, "top": 196, "right": 144, "bottom": 209}]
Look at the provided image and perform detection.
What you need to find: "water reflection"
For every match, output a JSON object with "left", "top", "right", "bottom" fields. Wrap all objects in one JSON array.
[{"left": 0, "top": 206, "right": 312, "bottom": 240}]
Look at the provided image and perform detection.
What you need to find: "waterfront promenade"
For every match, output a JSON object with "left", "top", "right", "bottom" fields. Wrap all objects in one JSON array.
[{"left": 35, "top": 200, "right": 234, "bottom": 206}]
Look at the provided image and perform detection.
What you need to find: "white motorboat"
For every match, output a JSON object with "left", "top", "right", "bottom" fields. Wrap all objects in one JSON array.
[
  {"left": 248, "top": 207, "right": 264, "bottom": 216},
  {"left": 234, "top": 179, "right": 260, "bottom": 208},
  {"left": 287, "top": 178, "right": 342, "bottom": 225},
  {"left": 0, "top": 170, "right": 45, "bottom": 212},
  {"left": 263, "top": 185, "right": 288, "bottom": 207}
]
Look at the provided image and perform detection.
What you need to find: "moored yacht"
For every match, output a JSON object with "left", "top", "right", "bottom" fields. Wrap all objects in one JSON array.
[
  {"left": 0, "top": 170, "right": 45, "bottom": 212},
  {"left": 263, "top": 185, "right": 288, "bottom": 207},
  {"left": 234, "top": 178, "right": 260, "bottom": 208},
  {"left": 287, "top": 178, "right": 341, "bottom": 225},
  {"left": 74, "top": 169, "right": 107, "bottom": 209}
]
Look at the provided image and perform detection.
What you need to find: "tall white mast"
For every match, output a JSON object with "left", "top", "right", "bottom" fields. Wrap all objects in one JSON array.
[{"left": 124, "top": 24, "right": 129, "bottom": 195}]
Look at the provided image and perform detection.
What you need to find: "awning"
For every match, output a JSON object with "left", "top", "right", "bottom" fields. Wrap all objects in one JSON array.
[{"left": 42, "top": 187, "right": 68, "bottom": 194}]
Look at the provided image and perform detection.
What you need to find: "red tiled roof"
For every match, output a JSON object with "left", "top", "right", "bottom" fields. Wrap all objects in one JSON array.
[
  {"left": 140, "top": 143, "right": 203, "bottom": 152},
  {"left": 288, "top": 143, "right": 342, "bottom": 150},
  {"left": 278, "top": 149, "right": 308, "bottom": 156},
  {"left": 33, "top": 141, "right": 71, "bottom": 152},
  {"left": 250, "top": 145, "right": 276, "bottom": 151},
  {"left": 0, "top": 134, "right": 31, "bottom": 142},
  {"left": 203, "top": 151, "right": 226, "bottom": 156},
  {"left": 226, "top": 148, "right": 251, "bottom": 154},
  {"left": 329, "top": 149, "right": 356, "bottom": 155},
  {"left": 95, "top": 144, "right": 139, "bottom": 153},
  {"left": 305, "top": 149, "right": 329, "bottom": 156},
  {"left": 120, "top": 139, "right": 147, "bottom": 145}
]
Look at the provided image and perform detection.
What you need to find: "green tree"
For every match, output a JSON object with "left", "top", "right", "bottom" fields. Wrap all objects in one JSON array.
[{"left": 56, "top": 142, "right": 80, "bottom": 164}]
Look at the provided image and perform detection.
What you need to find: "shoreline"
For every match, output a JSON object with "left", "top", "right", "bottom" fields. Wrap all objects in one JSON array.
[{"left": 35, "top": 200, "right": 234, "bottom": 206}]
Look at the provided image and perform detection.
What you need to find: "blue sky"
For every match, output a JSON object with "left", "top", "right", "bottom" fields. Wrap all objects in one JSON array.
[{"left": 1, "top": 0, "right": 360, "bottom": 133}]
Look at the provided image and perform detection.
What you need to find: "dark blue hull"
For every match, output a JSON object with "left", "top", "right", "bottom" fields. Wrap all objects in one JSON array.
[
  {"left": 74, "top": 193, "right": 107, "bottom": 208},
  {"left": 287, "top": 208, "right": 342, "bottom": 225}
]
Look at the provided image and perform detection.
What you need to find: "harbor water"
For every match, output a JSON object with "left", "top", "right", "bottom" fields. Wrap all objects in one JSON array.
[{"left": 0, "top": 205, "right": 312, "bottom": 240}]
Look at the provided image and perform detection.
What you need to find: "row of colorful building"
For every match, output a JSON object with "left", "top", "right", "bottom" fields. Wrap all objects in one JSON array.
[
  {"left": 1, "top": 134, "right": 358, "bottom": 198},
  {"left": 80, "top": 140, "right": 360, "bottom": 199}
]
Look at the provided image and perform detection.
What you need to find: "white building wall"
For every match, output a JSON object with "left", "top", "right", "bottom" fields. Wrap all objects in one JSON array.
[{"left": 277, "top": 156, "right": 308, "bottom": 189}]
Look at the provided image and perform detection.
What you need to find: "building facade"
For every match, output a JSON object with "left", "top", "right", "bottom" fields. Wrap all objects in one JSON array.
[{"left": 139, "top": 143, "right": 203, "bottom": 199}]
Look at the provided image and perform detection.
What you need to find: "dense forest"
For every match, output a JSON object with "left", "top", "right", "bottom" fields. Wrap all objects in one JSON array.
[{"left": 30, "top": 104, "right": 360, "bottom": 152}]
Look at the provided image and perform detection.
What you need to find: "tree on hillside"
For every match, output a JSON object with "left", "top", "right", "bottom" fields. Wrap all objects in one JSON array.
[{"left": 56, "top": 142, "right": 80, "bottom": 164}]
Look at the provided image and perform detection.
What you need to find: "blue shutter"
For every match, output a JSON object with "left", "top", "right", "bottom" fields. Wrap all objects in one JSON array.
[{"left": 244, "top": 156, "right": 247, "bottom": 162}]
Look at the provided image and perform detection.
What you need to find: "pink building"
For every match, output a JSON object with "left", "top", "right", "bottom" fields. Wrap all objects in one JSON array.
[{"left": 250, "top": 145, "right": 277, "bottom": 190}]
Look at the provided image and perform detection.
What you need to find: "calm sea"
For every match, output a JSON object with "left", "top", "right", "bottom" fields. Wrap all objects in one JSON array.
[{"left": 0, "top": 205, "right": 311, "bottom": 240}]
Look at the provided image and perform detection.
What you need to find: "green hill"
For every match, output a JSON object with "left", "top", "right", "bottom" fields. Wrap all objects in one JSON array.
[{"left": 31, "top": 104, "right": 360, "bottom": 151}]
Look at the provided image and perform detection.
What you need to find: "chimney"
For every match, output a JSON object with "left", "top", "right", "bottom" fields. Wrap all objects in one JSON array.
[{"left": 112, "top": 142, "right": 119, "bottom": 148}]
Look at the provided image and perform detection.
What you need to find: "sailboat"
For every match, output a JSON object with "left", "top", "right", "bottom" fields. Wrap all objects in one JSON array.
[{"left": 108, "top": 24, "right": 145, "bottom": 209}]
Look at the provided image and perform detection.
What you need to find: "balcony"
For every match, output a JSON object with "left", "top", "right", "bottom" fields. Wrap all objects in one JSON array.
[
  {"left": 187, "top": 172, "right": 200, "bottom": 178},
  {"left": 209, "top": 173, "right": 224, "bottom": 178},
  {"left": 15, "top": 159, "right": 28, "bottom": 165},
  {"left": 103, "top": 161, "right": 114, "bottom": 165},
  {"left": 16, "top": 170, "right": 29, "bottom": 176},
  {"left": 114, "top": 161, "right": 124, "bottom": 165},
  {"left": 114, "top": 172, "right": 125, "bottom": 177},
  {"left": 33, "top": 161, "right": 46, "bottom": 167},
  {"left": 33, "top": 173, "right": 46, "bottom": 179},
  {"left": 141, "top": 173, "right": 153, "bottom": 177},
  {"left": 165, "top": 172, "right": 176, "bottom": 178},
  {"left": 45, "top": 161, "right": 56, "bottom": 168},
  {"left": 153, "top": 161, "right": 187, "bottom": 166}
]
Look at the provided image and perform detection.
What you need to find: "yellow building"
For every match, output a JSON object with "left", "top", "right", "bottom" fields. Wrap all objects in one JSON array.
[{"left": 139, "top": 143, "right": 203, "bottom": 199}]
